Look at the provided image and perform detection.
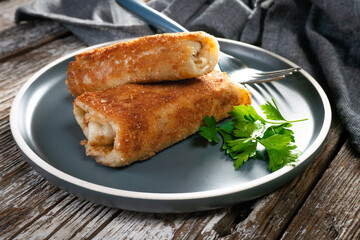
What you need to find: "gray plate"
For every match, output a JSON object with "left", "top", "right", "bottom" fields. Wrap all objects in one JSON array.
[{"left": 10, "top": 39, "right": 331, "bottom": 213}]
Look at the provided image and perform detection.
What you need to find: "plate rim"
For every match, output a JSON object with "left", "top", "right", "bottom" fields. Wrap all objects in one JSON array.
[{"left": 10, "top": 38, "right": 332, "bottom": 201}]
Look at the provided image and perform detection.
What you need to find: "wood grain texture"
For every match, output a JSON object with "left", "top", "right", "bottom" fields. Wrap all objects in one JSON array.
[
  {"left": 0, "top": 20, "right": 69, "bottom": 61},
  {"left": 0, "top": 35, "right": 86, "bottom": 239},
  {"left": 0, "top": 0, "right": 36, "bottom": 31},
  {"left": 0, "top": 0, "right": 70, "bottom": 62},
  {"left": 281, "top": 140, "right": 360, "bottom": 240},
  {"left": 92, "top": 211, "right": 188, "bottom": 239}
]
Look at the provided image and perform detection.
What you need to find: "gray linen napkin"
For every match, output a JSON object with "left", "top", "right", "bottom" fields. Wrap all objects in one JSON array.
[{"left": 15, "top": 0, "right": 360, "bottom": 154}]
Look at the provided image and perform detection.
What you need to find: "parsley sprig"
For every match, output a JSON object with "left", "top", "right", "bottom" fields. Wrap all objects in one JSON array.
[{"left": 199, "top": 98, "right": 307, "bottom": 172}]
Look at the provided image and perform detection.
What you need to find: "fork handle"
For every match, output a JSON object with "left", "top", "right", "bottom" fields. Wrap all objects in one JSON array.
[{"left": 116, "top": 0, "right": 188, "bottom": 33}]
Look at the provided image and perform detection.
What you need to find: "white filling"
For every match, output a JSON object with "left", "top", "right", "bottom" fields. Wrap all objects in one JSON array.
[
  {"left": 74, "top": 105, "right": 116, "bottom": 147},
  {"left": 87, "top": 119, "right": 115, "bottom": 146},
  {"left": 84, "top": 113, "right": 115, "bottom": 146},
  {"left": 188, "top": 41, "right": 209, "bottom": 72},
  {"left": 74, "top": 104, "right": 128, "bottom": 166}
]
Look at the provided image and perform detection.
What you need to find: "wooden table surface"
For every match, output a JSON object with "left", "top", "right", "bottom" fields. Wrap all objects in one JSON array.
[{"left": 1, "top": 1, "right": 360, "bottom": 239}]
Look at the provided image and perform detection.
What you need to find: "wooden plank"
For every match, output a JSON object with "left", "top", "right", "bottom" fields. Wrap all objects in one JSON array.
[
  {"left": 52, "top": 206, "right": 120, "bottom": 239},
  {"left": 0, "top": 20, "right": 69, "bottom": 61},
  {"left": 2, "top": 166, "right": 120, "bottom": 239},
  {"left": 0, "top": 171, "right": 71, "bottom": 239},
  {"left": 196, "top": 202, "right": 256, "bottom": 239},
  {"left": 90, "top": 211, "right": 188, "bottom": 239},
  {"left": 0, "top": 0, "right": 70, "bottom": 62},
  {"left": 0, "top": 35, "right": 86, "bottom": 238},
  {"left": 13, "top": 196, "right": 87, "bottom": 239},
  {"left": 0, "top": 0, "right": 36, "bottom": 30},
  {"left": 90, "top": 209, "right": 231, "bottom": 240},
  {"left": 87, "top": 198, "right": 252, "bottom": 239},
  {"left": 281, "top": 140, "right": 360, "bottom": 239}
]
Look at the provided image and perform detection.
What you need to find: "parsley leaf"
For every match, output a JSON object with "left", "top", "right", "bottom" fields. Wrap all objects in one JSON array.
[
  {"left": 234, "top": 120, "right": 266, "bottom": 139},
  {"left": 198, "top": 98, "right": 307, "bottom": 172},
  {"left": 233, "top": 142, "right": 257, "bottom": 169},
  {"left": 260, "top": 134, "right": 300, "bottom": 171},
  {"left": 218, "top": 121, "right": 236, "bottom": 150},
  {"left": 261, "top": 98, "right": 286, "bottom": 121},
  {"left": 267, "top": 147, "right": 300, "bottom": 171},
  {"left": 263, "top": 123, "right": 295, "bottom": 142},
  {"left": 259, "top": 134, "right": 292, "bottom": 150},
  {"left": 199, "top": 116, "right": 219, "bottom": 143},
  {"left": 229, "top": 105, "right": 266, "bottom": 123},
  {"left": 218, "top": 120, "right": 236, "bottom": 134}
]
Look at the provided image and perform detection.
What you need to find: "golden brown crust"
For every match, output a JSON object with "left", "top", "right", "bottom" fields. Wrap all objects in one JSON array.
[
  {"left": 67, "top": 31, "right": 219, "bottom": 96},
  {"left": 73, "top": 70, "right": 251, "bottom": 167}
]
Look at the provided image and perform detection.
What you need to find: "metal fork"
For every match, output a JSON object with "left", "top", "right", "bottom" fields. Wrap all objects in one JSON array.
[{"left": 116, "top": 0, "right": 300, "bottom": 84}]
